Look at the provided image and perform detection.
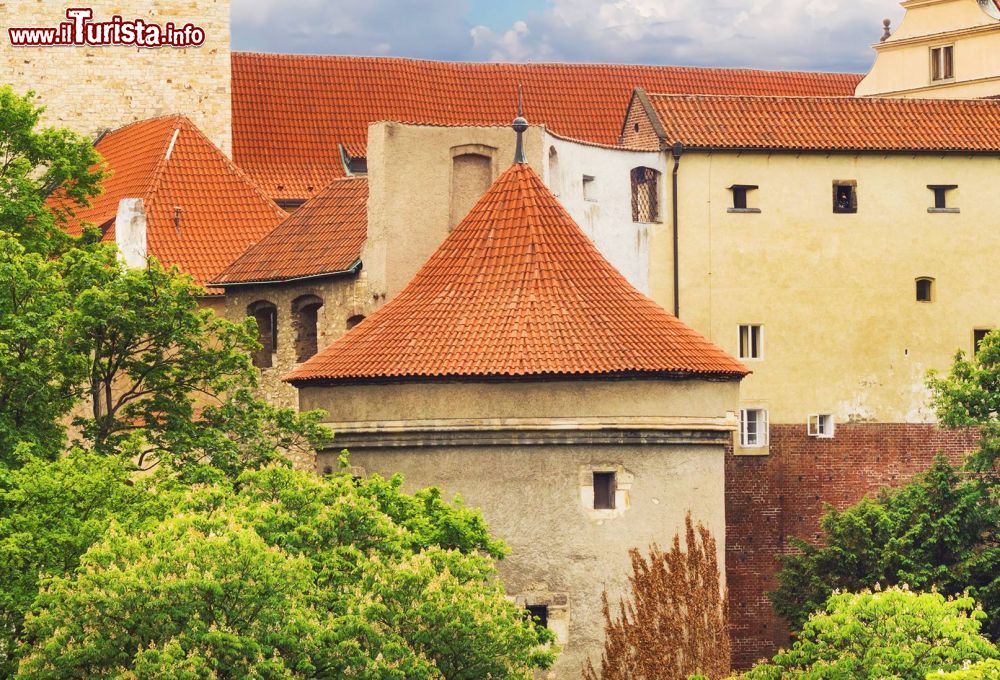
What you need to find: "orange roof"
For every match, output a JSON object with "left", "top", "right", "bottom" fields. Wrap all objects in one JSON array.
[
  {"left": 214, "top": 177, "right": 368, "bottom": 286},
  {"left": 52, "top": 116, "right": 287, "bottom": 293},
  {"left": 231, "top": 53, "right": 862, "bottom": 199},
  {"left": 285, "top": 161, "right": 748, "bottom": 384},
  {"left": 637, "top": 93, "right": 1000, "bottom": 153}
]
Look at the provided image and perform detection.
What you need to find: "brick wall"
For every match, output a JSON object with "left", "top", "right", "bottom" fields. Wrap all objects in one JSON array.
[
  {"left": 1, "top": 0, "right": 232, "bottom": 154},
  {"left": 726, "top": 422, "right": 980, "bottom": 669}
]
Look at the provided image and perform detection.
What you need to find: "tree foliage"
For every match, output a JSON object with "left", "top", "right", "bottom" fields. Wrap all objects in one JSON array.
[
  {"left": 584, "top": 515, "right": 730, "bottom": 680},
  {"left": 17, "top": 466, "right": 556, "bottom": 678},
  {"left": 741, "top": 587, "right": 999, "bottom": 680},
  {"left": 929, "top": 328, "right": 1000, "bottom": 473},
  {"left": 769, "top": 456, "right": 1000, "bottom": 642}
]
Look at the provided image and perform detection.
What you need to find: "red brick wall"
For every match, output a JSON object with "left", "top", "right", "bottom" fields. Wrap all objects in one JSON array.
[{"left": 725, "top": 422, "right": 980, "bottom": 669}]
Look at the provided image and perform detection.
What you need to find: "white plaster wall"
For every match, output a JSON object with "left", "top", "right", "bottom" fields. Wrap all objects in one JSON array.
[{"left": 543, "top": 133, "right": 662, "bottom": 295}]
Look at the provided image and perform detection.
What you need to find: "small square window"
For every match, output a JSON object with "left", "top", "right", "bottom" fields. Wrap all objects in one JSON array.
[
  {"left": 916, "top": 277, "right": 935, "bottom": 303},
  {"left": 928, "top": 185, "right": 959, "bottom": 212},
  {"left": 974, "top": 329, "right": 993, "bottom": 355},
  {"left": 931, "top": 45, "right": 954, "bottom": 81},
  {"left": 728, "top": 184, "right": 760, "bottom": 213},
  {"left": 593, "top": 471, "right": 616, "bottom": 510},
  {"left": 739, "top": 325, "right": 763, "bottom": 360},
  {"left": 583, "top": 175, "right": 597, "bottom": 202},
  {"left": 740, "top": 409, "right": 769, "bottom": 448},
  {"left": 526, "top": 604, "right": 549, "bottom": 629},
  {"left": 808, "top": 414, "right": 835, "bottom": 438},
  {"left": 833, "top": 181, "right": 857, "bottom": 214}
]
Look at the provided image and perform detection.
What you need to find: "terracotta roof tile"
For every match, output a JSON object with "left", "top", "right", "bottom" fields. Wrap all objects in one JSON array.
[
  {"left": 51, "top": 116, "right": 287, "bottom": 293},
  {"left": 285, "top": 162, "right": 748, "bottom": 384},
  {"left": 214, "top": 177, "right": 367, "bottom": 285},
  {"left": 642, "top": 94, "right": 1000, "bottom": 153},
  {"left": 232, "top": 53, "right": 862, "bottom": 199}
]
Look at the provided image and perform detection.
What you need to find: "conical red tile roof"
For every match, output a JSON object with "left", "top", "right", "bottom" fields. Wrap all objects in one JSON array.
[{"left": 286, "top": 162, "right": 747, "bottom": 384}]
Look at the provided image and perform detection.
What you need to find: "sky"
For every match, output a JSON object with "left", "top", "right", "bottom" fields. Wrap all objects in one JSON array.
[{"left": 231, "top": 0, "right": 907, "bottom": 73}]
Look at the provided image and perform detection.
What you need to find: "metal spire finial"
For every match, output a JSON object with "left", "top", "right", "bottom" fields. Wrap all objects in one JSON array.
[{"left": 512, "top": 84, "right": 528, "bottom": 164}]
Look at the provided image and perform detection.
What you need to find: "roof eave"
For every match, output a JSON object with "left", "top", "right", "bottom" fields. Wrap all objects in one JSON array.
[
  {"left": 212, "top": 259, "right": 362, "bottom": 289},
  {"left": 285, "top": 369, "right": 749, "bottom": 388}
]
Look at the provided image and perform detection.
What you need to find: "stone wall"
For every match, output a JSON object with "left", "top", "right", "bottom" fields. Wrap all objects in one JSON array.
[
  {"left": 726, "top": 422, "right": 980, "bottom": 669},
  {"left": 1, "top": 0, "right": 232, "bottom": 154}
]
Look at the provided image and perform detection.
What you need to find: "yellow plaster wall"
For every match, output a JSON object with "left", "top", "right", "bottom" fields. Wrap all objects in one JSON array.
[
  {"left": 0, "top": 0, "right": 232, "bottom": 153},
  {"left": 856, "top": 0, "right": 1000, "bottom": 98},
  {"left": 652, "top": 151, "right": 1000, "bottom": 425}
]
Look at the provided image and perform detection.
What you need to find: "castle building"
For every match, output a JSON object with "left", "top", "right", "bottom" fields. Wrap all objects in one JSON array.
[{"left": 6, "top": 0, "right": 1000, "bottom": 671}]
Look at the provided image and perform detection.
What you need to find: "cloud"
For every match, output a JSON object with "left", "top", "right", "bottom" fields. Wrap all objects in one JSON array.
[{"left": 232, "top": 0, "right": 905, "bottom": 72}]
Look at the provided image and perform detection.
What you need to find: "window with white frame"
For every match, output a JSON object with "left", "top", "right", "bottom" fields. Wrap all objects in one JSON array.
[
  {"left": 931, "top": 45, "right": 954, "bottom": 82},
  {"left": 808, "top": 414, "right": 835, "bottom": 438},
  {"left": 740, "top": 408, "right": 769, "bottom": 448},
  {"left": 739, "top": 324, "right": 763, "bottom": 360}
]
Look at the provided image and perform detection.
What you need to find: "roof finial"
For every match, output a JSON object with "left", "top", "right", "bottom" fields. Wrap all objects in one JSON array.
[
  {"left": 512, "top": 84, "right": 528, "bottom": 164},
  {"left": 881, "top": 18, "right": 892, "bottom": 42}
]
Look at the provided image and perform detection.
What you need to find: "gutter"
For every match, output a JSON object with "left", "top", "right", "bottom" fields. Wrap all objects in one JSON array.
[{"left": 211, "top": 259, "right": 362, "bottom": 289}]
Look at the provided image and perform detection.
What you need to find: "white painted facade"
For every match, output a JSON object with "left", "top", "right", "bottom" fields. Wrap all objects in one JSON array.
[{"left": 543, "top": 132, "right": 662, "bottom": 295}]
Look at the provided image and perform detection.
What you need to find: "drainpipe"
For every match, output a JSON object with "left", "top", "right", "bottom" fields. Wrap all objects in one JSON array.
[{"left": 671, "top": 141, "right": 684, "bottom": 318}]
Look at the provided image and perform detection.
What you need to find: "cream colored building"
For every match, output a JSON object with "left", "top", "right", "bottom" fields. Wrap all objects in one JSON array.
[{"left": 857, "top": 0, "right": 1000, "bottom": 98}]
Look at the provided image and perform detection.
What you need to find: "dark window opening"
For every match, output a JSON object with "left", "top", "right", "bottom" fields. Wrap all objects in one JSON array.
[
  {"left": 729, "top": 184, "right": 759, "bottom": 212},
  {"left": 931, "top": 45, "right": 954, "bottom": 81},
  {"left": 293, "top": 294, "right": 323, "bottom": 363},
  {"left": 346, "top": 314, "right": 366, "bottom": 331},
  {"left": 593, "top": 471, "right": 616, "bottom": 510},
  {"left": 630, "top": 167, "right": 660, "bottom": 222},
  {"left": 833, "top": 182, "right": 857, "bottom": 214},
  {"left": 928, "top": 184, "right": 958, "bottom": 211},
  {"left": 526, "top": 605, "right": 549, "bottom": 629},
  {"left": 247, "top": 301, "right": 278, "bottom": 369},
  {"left": 974, "top": 329, "right": 993, "bottom": 355},
  {"left": 916, "top": 277, "right": 935, "bottom": 303}
]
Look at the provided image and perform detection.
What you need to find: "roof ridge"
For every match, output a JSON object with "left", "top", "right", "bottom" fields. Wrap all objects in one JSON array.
[{"left": 645, "top": 92, "right": 1000, "bottom": 105}]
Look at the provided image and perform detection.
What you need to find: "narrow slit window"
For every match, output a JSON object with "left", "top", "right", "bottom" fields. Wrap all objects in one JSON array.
[
  {"left": 583, "top": 175, "right": 597, "bottom": 202},
  {"left": 928, "top": 185, "right": 958, "bottom": 212},
  {"left": 728, "top": 184, "right": 759, "bottom": 212},
  {"left": 740, "top": 409, "right": 769, "bottom": 448},
  {"left": 593, "top": 471, "right": 616, "bottom": 510},
  {"left": 293, "top": 294, "right": 323, "bottom": 363},
  {"left": 833, "top": 181, "right": 857, "bottom": 214},
  {"left": 739, "top": 325, "right": 763, "bottom": 360},
  {"left": 247, "top": 301, "right": 278, "bottom": 369},
  {"left": 916, "top": 277, "right": 935, "bottom": 303}
]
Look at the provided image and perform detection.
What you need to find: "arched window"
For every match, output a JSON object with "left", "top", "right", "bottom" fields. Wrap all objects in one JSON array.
[
  {"left": 630, "top": 167, "right": 661, "bottom": 223},
  {"left": 450, "top": 146, "right": 495, "bottom": 228},
  {"left": 548, "top": 146, "right": 562, "bottom": 196},
  {"left": 293, "top": 294, "right": 323, "bottom": 362},
  {"left": 916, "top": 277, "right": 935, "bottom": 303},
  {"left": 346, "top": 314, "right": 366, "bottom": 331},
  {"left": 247, "top": 300, "right": 278, "bottom": 368}
]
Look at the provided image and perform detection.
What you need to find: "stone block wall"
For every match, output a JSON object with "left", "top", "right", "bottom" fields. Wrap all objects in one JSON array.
[
  {"left": 1, "top": 0, "right": 232, "bottom": 154},
  {"left": 726, "top": 422, "right": 980, "bottom": 669}
]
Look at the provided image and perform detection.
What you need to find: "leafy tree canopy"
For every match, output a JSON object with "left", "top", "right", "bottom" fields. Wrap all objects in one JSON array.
[
  {"left": 743, "top": 587, "right": 998, "bottom": 680},
  {"left": 769, "top": 456, "right": 1000, "bottom": 642},
  {"left": 17, "top": 466, "right": 556, "bottom": 679}
]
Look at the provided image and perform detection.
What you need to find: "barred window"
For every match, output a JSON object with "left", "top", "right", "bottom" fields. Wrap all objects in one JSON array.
[{"left": 630, "top": 167, "right": 660, "bottom": 222}]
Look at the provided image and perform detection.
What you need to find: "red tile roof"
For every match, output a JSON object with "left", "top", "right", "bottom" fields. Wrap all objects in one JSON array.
[
  {"left": 213, "top": 177, "right": 368, "bottom": 285},
  {"left": 285, "top": 162, "right": 748, "bottom": 384},
  {"left": 639, "top": 93, "right": 1000, "bottom": 153},
  {"left": 231, "top": 53, "right": 862, "bottom": 199},
  {"left": 52, "top": 116, "right": 287, "bottom": 293}
]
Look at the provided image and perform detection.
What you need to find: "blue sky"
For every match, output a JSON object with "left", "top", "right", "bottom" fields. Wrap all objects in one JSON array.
[{"left": 232, "top": 0, "right": 906, "bottom": 73}]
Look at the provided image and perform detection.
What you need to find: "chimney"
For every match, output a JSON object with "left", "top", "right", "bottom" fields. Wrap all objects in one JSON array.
[{"left": 115, "top": 198, "right": 148, "bottom": 269}]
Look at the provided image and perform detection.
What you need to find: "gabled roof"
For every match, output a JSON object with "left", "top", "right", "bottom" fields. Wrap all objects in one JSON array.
[
  {"left": 632, "top": 92, "right": 1000, "bottom": 153},
  {"left": 213, "top": 177, "right": 368, "bottom": 286},
  {"left": 231, "top": 53, "right": 863, "bottom": 199},
  {"left": 285, "top": 162, "right": 748, "bottom": 385},
  {"left": 51, "top": 115, "right": 287, "bottom": 293}
]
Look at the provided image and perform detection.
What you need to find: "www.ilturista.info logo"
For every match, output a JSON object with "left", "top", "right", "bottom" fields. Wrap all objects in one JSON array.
[{"left": 7, "top": 8, "right": 206, "bottom": 48}]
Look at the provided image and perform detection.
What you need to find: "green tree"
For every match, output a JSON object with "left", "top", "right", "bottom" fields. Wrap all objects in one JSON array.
[
  {"left": 929, "top": 659, "right": 1000, "bottom": 679},
  {"left": 742, "top": 587, "right": 998, "bottom": 680},
  {"left": 17, "top": 466, "right": 556, "bottom": 678},
  {"left": 0, "top": 450, "right": 176, "bottom": 676},
  {"left": 769, "top": 456, "right": 1000, "bottom": 641},
  {"left": 0, "top": 86, "right": 104, "bottom": 255},
  {"left": 929, "top": 328, "right": 1000, "bottom": 473}
]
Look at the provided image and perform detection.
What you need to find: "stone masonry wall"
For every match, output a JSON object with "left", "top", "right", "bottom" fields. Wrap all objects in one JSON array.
[
  {"left": 726, "top": 422, "right": 980, "bottom": 669},
  {"left": 1, "top": 0, "right": 232, "bottom": 154}
]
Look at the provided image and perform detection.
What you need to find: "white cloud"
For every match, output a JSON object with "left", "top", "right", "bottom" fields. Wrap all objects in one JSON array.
[{"left": 232, "top": 0, "right": 905, "bottom": 72}]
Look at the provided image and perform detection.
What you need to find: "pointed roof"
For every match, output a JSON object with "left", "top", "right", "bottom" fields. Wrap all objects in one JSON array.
[
  {"left": 285, "top": 162, "right": 748, "bottom": 385},
  {"left": 213, "top": 177, "right": 368, "bottom": 286},
  {"left": 51, "top": 115, "right": 287, "bottom": 293},
  {"left": 231, "top": 53, "right": 863, "bottom": 200}
]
